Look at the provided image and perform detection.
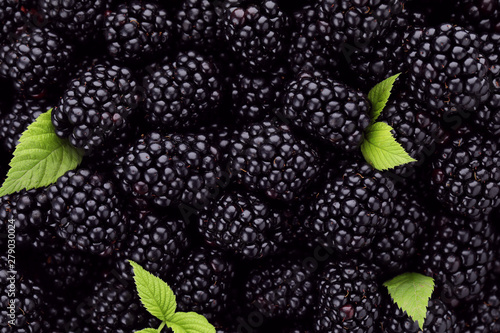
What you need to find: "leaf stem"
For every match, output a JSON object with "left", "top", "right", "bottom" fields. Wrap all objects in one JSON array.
[{"left": 157, "top": 322, "right": 166, "bottom": 332}]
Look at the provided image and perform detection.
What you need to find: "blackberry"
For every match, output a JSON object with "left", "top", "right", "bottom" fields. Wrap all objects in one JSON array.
[
  {"left": 317, "top": 0, "right": 404, "bottom": 50},
  {"left": 103, "top": 0, "right": 173, "bottom": 63},
  {"left": 244, "top": 256, "right": 316, "bottom": 320},
  {"left": 38, "top": 0, "right": 109, "bottom": 43},
  {"left": 87, "top": 275, "right": 160, "bottom": 333},
  {"left": 44, "top": 291, "right": 92, "bottom": 333},
  {"left": 455, "top": 0, "right": 500, "bottom": 33},
  {"left": 113, "top": 210, "right": 190, "bottom": 281},
  {"left": 460, "top": 282, "right": 500, "bottom": 332},
  {"left": 430, "top": 129, "right": 500, "bottom": 219},
  {"left": 405, "top": 23, "right": 490, "bottom": 118},
  {"left": 174, "top": 0, "right": 224, "bottom": 51},
  {"left": 0, "top": 27, "right": 73, "bottom": 96},
  {"left": 287, "top": 4, "right": 337, "bottom": 74},
  {"left": 171, "top": 246, "right": 235, "bottom": 320},
  {"left": 228, "top": 119, "right": 321, "bottom": 202},
  {"left": 142, "top": 51, "right": 222, "bottom": 130},
  {"left": 222, "top": 0, "right": 289, "bottom": 72},
  {"left": 282, "top": 71, "right": 371, "bottom": 152},
  {"left": 113, "top": 131, "right": 224, "bottom": 211},
  {"left": 362, "top": 186, "right": 429, "bottom": 278},
  {"left": 0, "top": 0, "right": 24, "bottom": 44},
  {"left": 48, "top": 168, "right": 129, "bottom": 256},
  {"left": 0, "top": 268, "right": 44, "bottom": 333},
  {"left": 51, "top": 63, "right": 139, "bottom": 155},
  {"left": 304, "top": 160, "right": 397, "bottom": 255},
  {"left": 382, "top": 297, "right": 460, "bottom": 333},
  {"left": 314, "top": 259, "right": 381, "bottom": 332},
  {"left": 419, "top": 213, "right": 496, "bottom": 308},
  {"left": 0, "top": 98, "right": 52, "bottom": 154},
  {"left": 230, "top": 66, "right": 288, "bottom": 122},
  {"left": 198, "top": 190, "right": 286, "bottom": 259}
]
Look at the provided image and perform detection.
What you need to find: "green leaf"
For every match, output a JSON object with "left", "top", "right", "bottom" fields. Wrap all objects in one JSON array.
[
  {"left": 384, "top": 272, "right": 435, "bottom": 330},
  {"left": 166, "top": 312, "right": 216, "bottom": 333},
  {"left": 367, "top": 73, "right": 401, "bottom": 122},
  {"left": 0, "top": 109, "right": 83, "bottom": 196},
  {"left": 129, "top": 260, "right": 176, "bottom": 322},
  {"left": 135, "top": 329, "right": 158, "bottom": 333},
  {"left": 361, "top": 122, "right": 417, "bottom": 171}
]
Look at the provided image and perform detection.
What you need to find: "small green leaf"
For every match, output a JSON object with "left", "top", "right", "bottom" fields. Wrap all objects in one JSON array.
[
  {"left": 166, "top": 312, "right": 216, "bottom": 333},
  {"left": 129, "top": 260, "right": 176, "bottom": 322},
  {"left": 0, "top": 109, "right": 83, "bottom": 196},
  {"left": 135, "top": 329, "right": 158, "bottom": 333},
  {"left": 361, "top": 122, "right": 417, "bottom": 171},
  {"left": 367, "top": 73, "right": 401, "bottom": 122},
  {"left": 384, "top": 273, "right": 435, "bottom": 330}
]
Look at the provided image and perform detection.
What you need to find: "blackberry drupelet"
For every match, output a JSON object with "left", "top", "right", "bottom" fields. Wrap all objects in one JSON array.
[
  {"left": 304, "top": 160, "right": 397, "bottom": 255},
  {"left": 44, "top": 291, "right": 92, "bottom": 333},
  {"left": 382, "top": 297, "right": 460, "bottom": 333},
  {"left": 0, "top": 0, "right": 24, "bottom": 44},
  {"left": 87, "top": 275, "right": 160, "bottom": 333},
  {"left": 223, "top": 0, "right": 289, "bottom": 72},
  {"left": 460, "top": 281, "right": 500, "bottom": 333},
  {"left": 104, "top": 0, "right": 173, "bottom": 62},
  {"left": 0, "top": 98, "right": 52, "bottom": 153},
  {"left": 48, "top": 168, "right": 129, "bottom": 256},
  {"left": 175, "top": 0, "right": 223, "bottom": 51},
  {"left": 244, "top": 256, "right": 315, "bottom": 320},
  {"left": 142, "top": 51, "right": 222, "bottom": 129},
  {"left": 314, "top": 259, "right": 381, "bottom": 332},
  {"left": 288, "top": 4, "right": 337, "bottom": 74},
  {"left": 362, "top": 186, "right": 429, "bottom": 278},
  {"left": 228, "top": 119, "right": 321, "bottom": 202},
  {"left": 317, "top": 0, "right": 404, "bottom": 50},
  {"left": 454, "top": 0, "right": 500, "bottom": 33},
  {"left": 419, "top": 213, "right": 496, "bottom": 308},
  {"left": 113, "top": 131, "right": 223, "bottom": 211},
  {"left": 405, "top": 23, "right": 490, "bottom": 118},
  {"left": 51, "top": 63, "right": 139, "bottom": 155},
  {"left": 230, "top": 66, "right": 288, "bottom": 122},
  {"left": 198, "top": 190, "right": 286, "bottom": 259},
  {"left": 430, "top": 129, "right": 500, "bottom": 219},
  {"left": 172, "top": 247, "right": 235, "bottom": 320},
  {"left": 38, "top": 0, "right": 109, "bottom": 43},
  {"left": 282, "top": 71, "right": 371, "bottom": 152},
  {"left": 0, "top": 27, "right": 73, "bottom": 96},
  {"left": 113, "top": 210, "right": 190, "bottom": 281}
]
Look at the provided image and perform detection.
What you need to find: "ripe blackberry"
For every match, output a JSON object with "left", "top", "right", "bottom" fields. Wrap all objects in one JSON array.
[
  {"left": 419, "top": 213, "right": 496, "bottom": 308},
  {"left": 455, "top": 0, "right": 500, "bottom": 33},
  {"left": 317, "top": 0, "right": 404, "bottom": 49},
  {"left": 382, "top": 297, "right": 460, "bottom": 333},
  {"left": 362, "top": 186, "right": 429, "bottom": 278},
  {"left": 172, "top": 247, "right": 235, "bottom": 320},
  {"left": 460, "top": 281, "right": 500, "bottom": 333},
  {"left": 0, "top": 270, "right": 44, "bottom": 333},
  {"left": 0, "top": 27, "right": 73, "bottom": 96},
  {"left": 113, "top": 131, "right": 223, "bottom": 211},
  {"left": 51, "top": 63, "right": 139, "bottom": 155},
  {"left": 48, "top": 168, "right": 129, "bottom": 256},
  {"left": 282, "top": 71, "right": 371, "bottom": 152},
  {"left": 244, "top": 256, "right": 315, "bottom": 320},
  {"left": 104, "top": 0, "right": 173, "bottom": 63},
  {"left": 222, "top": 0, "right": 289, "bottom": 72},
  {"left": 87, "top": 275, "right": 160, "bottom": 333},
  {"left": 0, "top": 98, "right": 52, "bottom": 153},
  {"left": 405, "top": 23, "right": 490, "bottom": 118},
  {"left": 287, "top": 4, "right": 337, "bottom": 74},
  {"left": 44, "top": 291, "right": 92, "bottom": 333},
  {"left": 304, "top": 160, "right": 397, "bottom": 255},
  {"left": 430, "top": 130, "right": 500, "bottom": 219},
  {"left": 113, "top": 210, "right": 190, "bottom": 281},
  {"left": 175, "top": 0, "right": 224, "bottom": 51},
  {"left": 38, "top": 0, "right": 109, "bottom": 43},
  {"left": 0, "top": 0, "right": 24, "bottom": 44},
  {"left": 230, "top": 66, "right": 288, "bottom": 122},
  {"left": 314, "top": 259, "right": 381, "bottom": 332},
  {"left": 198, "top": 190, "right": 286, "bottom": 259},
  {"left": 142, "top": 51, "right": 222, "bottom": 130},
  {"left": 228, "top": 119, "right": 321, "bottom": 202}
]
